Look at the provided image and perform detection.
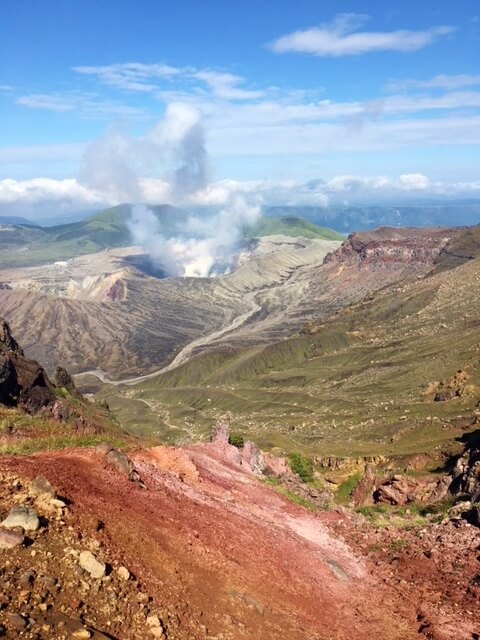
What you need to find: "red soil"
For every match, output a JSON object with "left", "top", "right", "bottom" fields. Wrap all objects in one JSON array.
[{"left": 1, "top": 443, "right": 474, "bottom": 640}]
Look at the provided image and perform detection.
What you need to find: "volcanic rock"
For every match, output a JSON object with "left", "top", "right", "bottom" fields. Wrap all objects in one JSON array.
[
  {"left": 117, "top": 566, "right": 130, "bottom": 581},
  {"left": 323, "top": 227, "right": 452, "bottom": 269},
  {"left": 449, "top": 437, "right": 480, "bottom": 502},
  {"left": 351, "top": 465, "right": 377, "bottom": 506},
  {"left": 0, "top": 319, "right": 21, "bottom": 354},
  {"left": 79, "top": 550, "right": 106, "bottom": 579},
  {"left": 105, "top": 448, "right": 143, "bottom": 485},
  {"left": 464, "top": 505, "right": 480, "bottom": 527},
  {"left": 210, "top": 420, "right": 230, "bottom": 444},
  {"left": 54, "top": 365, "right": 83, "bottom": 399},
  {"left": 6, "top": 613, "right": 26, "bottom": 631},
  {"left": 29, "top": 476, "right": 56, "bottom": 499},
  {"left": 0, "top": 317, "right": 57, "bottom": 412},
  {"left": 0, "top": 527, "right": 24, "bottom": 549},
  {"left": 1, "top": 505, "right": 39, "bottom": 531},
  {"left": 374, "top": 474, "right": 449, "bottom": 506},
  {"left": 241, "top": 440, "right": 266, "bottom": 475}
]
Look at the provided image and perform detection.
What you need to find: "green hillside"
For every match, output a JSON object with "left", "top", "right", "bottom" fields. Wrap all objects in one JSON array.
[
  {"left": 99, "top": 255, "right": 480, "bottom": 459},
  {"left": 245, "top": 216, "right": 344, "bottom": 241},
  {"left": 0, "top": 204, "right": 188, "bottom": 268},
  {"left": 0, "top": 206, "right": 342, "bottom": 268}
]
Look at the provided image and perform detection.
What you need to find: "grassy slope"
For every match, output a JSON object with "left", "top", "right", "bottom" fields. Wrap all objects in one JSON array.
[
  {"left": 245, "top": 216, "right": 344, "bottom": 241},
  {"left": 0, "top": 393, "right": 129, "bottom": 455},
  {"left": 0, "top": 204, "right": 188, "bottom": 268},
  {"left": 99, "top": 255, "right": 480, "bottom": 458}
]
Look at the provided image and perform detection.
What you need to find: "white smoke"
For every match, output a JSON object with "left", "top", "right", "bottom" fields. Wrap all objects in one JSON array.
[
  {"left": 128, "top": 195, "right": 261, "bottom": 277},
  {"left": 79, "top": 102, "right": 208, "bottom": 204},
  {"left": 79, "top": 101, "right": 260, "bottom": 278},
  {"left": 148, "top": 103, "right": 209, "bottom": 198}
]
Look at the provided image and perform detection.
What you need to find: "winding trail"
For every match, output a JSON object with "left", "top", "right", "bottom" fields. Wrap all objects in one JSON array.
[{"left": 75, "top": 290, "right": 261, "bottom": 386}]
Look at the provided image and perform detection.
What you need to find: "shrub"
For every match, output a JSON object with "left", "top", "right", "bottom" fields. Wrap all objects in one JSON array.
[
  {"left": 228, "top": 433, "right": 245, "bottom": 448},
  {"left": 287, "top": 452, "right": 314, "bottom": 483},
  {"left": 336, "top": 472, "right": 362, "bottom": 504}
]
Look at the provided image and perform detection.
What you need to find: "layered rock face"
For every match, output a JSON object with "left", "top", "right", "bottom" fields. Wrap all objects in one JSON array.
[
  {"left": 0, "top": 318, "right": 57, "bottom": 413},
  {"left": 324, "top": 227, "right": 454, "bottom": 269}
]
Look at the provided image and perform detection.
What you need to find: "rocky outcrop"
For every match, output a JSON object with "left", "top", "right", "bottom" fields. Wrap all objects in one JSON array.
[
  {"left": 209, "top": 420, "right": 270, "bottom": 475},
  {"left": 210, "top": 420, "right": 230, "bottom": 445},
  {"left": 0, "top": 317, "right": 57, "bottom": 413},
  {"left": 324, "top": 227, "right": 452, "bottom": 269},
  {"left": 0, "top": 318, "right": 106, "bottom": 437},
  {"left": 449, "top": 443, "right": 480, "bottom": 503},
  {"left": 432, "top": 369, "right": 470, "bottom": 402},
  {"left": 0, "top": 319, "right": 21, "bottom": 352},
  {"left": 54, "top": 366, "right": 83, "bottom": 399},
  {"left": 351, "top": 465, "right": 377, "bottom": 506},
  {"left": 241, "top": 440, "right": 266, "bottom": 475},
  {"left": 373, "top": 474, "right": 450, "bottom": 506},
  {"left": 446, "top": 405, "right": 480, "bottom": 510},
  {"left": 98, "top": 444, "right": 145, "bottom": 487}
]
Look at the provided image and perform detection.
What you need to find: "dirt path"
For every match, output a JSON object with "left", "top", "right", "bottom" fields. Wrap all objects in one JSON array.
[{"left": 0, "top": 445, "right": 422, "bottom": 640}]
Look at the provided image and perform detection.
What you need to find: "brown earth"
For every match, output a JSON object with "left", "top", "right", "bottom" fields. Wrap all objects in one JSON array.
[{"left": 1, "top": 440, "right": 479, "bottom": 639}]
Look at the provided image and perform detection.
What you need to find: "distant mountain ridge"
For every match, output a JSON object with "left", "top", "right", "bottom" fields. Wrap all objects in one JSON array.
[
  {"left": 0, "top": 215, "right": 35, "bottom": 226},
  {"left": 265, "top": 201, "right": 480, "bottom": 232},
  {"left": 0, "top": 204, "right": 341, "bottom": 269}
]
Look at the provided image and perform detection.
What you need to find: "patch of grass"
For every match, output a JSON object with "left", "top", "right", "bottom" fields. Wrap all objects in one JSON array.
[
  {"left": 356, "top": 504, "right": 389, "bottom": 519},
  {"left": 263, "top": 478, "right": 319, "bottom": 512},
  {"left": 0, "top": 405, "right": 129, "bottom": 456},
  {"left": 336, "top": 472, "right": 362, "bottom": 504},
  {"left": 287, "top": 452, "right": 314, "bottom": 483},
  {"left": 0, "top": 434, "right": 126, "bottom": 456},
  {"left": 355, "top": 503, "right": 433, "bottom": 529},
  {"left": 390, "top": 538, "right": 410, "bottom": 552},
  {"left": 416, "top": 496, "right": 457, "bottom": 516}
]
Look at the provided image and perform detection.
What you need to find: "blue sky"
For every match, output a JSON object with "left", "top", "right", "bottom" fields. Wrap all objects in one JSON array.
[{"left": 1, "top": 0, "right": 480, "bottom": 216}]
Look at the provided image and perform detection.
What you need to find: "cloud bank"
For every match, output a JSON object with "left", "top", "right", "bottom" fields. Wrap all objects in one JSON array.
[{"left": 2, "top": 173, "right": 479, "bottom": 221}]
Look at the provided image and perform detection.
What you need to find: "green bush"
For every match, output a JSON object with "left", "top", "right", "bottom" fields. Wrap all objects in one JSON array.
[
  {"left": 287, "top": 452, "right": 314, "bottom": 483},
  {"left": 228, "top": 433, "right": 245, "bottom": 448},
  {"left": 335, "top": 472, "right": 362, "bottom": 504}
]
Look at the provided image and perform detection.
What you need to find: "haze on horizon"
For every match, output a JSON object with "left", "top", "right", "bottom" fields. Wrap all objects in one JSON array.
[{"left": 1, "top": 0, "right": 479, "bottom": 221}]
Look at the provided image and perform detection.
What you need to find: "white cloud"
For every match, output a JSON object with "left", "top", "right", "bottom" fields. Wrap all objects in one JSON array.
[
  {"left": 73, "top": 63, "right": 181, "bottom": 92},
  {"left": 385, "top": 74, "right": 480, "bottom": 92},
  {"left": 269, "top": 13, "right": 455, "bottom": 57},
  {"left": 17, "top": 94, "right": 74, "bottom": 112},
  {"left": 192, "top": 71, "right": 265, "bottom": 100},
  {"left": 399, "top": 173, "right": 430, "bottom": 190},
  {"left": 72, "top": 62, "right": 265, "bottom": 102},
  {"left": 16, "top": 92, "right": 147, "bottom": 119},
  {"left": 0, "top": 178, "right": 107, "bottom": 219}
]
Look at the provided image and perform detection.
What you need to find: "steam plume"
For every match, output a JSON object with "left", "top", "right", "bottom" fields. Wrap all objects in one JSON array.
[
  {"left": 128, "top": 195, "right": 260, "bottom": 277},
  {"left": 80, "top": 102, "right": 260, "bottom": 277}
]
